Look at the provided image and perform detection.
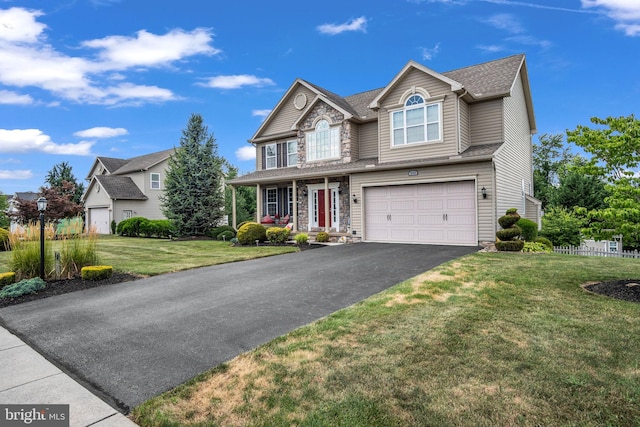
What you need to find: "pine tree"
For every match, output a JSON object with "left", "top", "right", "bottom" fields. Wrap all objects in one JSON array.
[
  {"left": 161, "top": 113, "right": 224, "bottom": 236},
  {"left": 45, "top": 162, "right": 85, "bottom": 204}
]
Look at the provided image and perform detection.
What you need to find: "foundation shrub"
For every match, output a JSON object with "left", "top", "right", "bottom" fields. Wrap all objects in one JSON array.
[
  {"left": 516, "top": 218, "right": 538, "bottom": 242},
  {"left": 237, "top": 222, "right": 267, "bottom": 245},
  {"left": 217, "top": 230, "right": 235, "bottom": 241},
  {"left": 209, "top": 225, "right": 236, "bottom": 239},
  {"left": 117, "top": 217, "right": 148, "bottom": 237},
  {"left": 495, "top": 240, "right": 525, "bottom": 252},
  {"left": 535, "top": 236, "right": 553, "bottom": 250},
  {"left": 496, "top": 226, "right": 522, "bottom": 241},
  {"left": 266, "top": 227, "right": 290, "bottom": 244},
  {"left": 315, "top": 231, "right": 329, "bottom": 243},
  {"left": 294, "top": 233, "right": 309, "bottom": 245}
]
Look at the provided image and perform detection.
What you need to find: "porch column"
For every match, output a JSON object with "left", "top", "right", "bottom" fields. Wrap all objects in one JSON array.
[
  {"left": 292, "top": 180, "right": 298, "bottom": 232},
  {"left": 256, "top": 183, "right": 262, "bottom": 222},
  {"left": 231, "top": 185, "right": 237, "bottom": 229},
  {"left": 324, "top": 177, "right": 330, "bottom": 232}
]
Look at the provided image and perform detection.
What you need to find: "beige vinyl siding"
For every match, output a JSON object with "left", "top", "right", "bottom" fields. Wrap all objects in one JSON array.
[
  {"left": 260, "top": 86, "right": 316, "bottom": 137},
  {"left": 84, "top": 183, "right": 111, "bottom": 207},
  {"left": 494, "top": 72, "right": 534, "bottom": 217},
  {"left": 378, "top": 68, "right": 458, "bottom": 163},
  {"left": 469, "top": 99, "right": 503, "bottom": 145},
  {"left": 349, "top": 121, "right": 360, "bottom": 161},
  {"left": 459, "top": 99, "right": 470, "bottom": 152},
  {"left": 359, "top": 121, "right": 378, "bottom": 159},
  {"left": 350, "top": 161, "right": 495, "bottom": 243}
]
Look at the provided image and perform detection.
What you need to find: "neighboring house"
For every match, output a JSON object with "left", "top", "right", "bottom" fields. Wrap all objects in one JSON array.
[
  {"left": 7, "top": 191, "right": 39, "bottom": 232},
  {"left": 82, "top": 148, "right": 175, "bottom": 234},
  {"left": 229, "top": 54, "right": 541, "bottom": 246}
]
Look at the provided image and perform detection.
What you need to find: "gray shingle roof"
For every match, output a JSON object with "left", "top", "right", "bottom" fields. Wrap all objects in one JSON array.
[
  {"left": 95, "top": 175, "right": 148, "bottom": 200},
  {"left": 229, "top": 143, "right": 500, "bottom": 185},
  {"left": 443, "top": 54, "right": 524, "bottom": 100},
  {"left": 112, "top": 148, "right": 175, "bottom": 175},
  {"left": 97, "top": 157, "right": 129, "bottom": 174}
]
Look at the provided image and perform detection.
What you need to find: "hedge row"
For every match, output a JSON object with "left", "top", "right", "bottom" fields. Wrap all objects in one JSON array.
[{"left": 117, "top": 217, "right": 176, "bottom": 238}]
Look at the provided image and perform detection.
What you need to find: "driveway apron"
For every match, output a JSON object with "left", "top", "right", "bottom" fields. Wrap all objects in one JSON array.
[{"left": 0, "top": 243, "right": 477, "bottom": 412}]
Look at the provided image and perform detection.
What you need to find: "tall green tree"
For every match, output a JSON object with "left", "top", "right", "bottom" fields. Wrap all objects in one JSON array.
[
  {"left": 533, "top": 133, "right": 574, "bottom": 209},
  {"left": 567, "top": 114, "right": 640, "bottom": 249},
  {"left": 553, "top": 157, "right": 609, "bottom": 211},
  {"left": 161, "top": 113, "right": 225, "bottom": 236},
  {"left": 45, "top": 161, "right": 85, "bottom": 204},
  {"left": 224, "top": 166, "right": 256, "bottom": 225},
  {"left": 0, "top": 191, "right": 9, "bottom": 229}
]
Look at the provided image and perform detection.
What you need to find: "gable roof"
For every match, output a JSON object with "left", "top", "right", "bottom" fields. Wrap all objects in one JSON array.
[
  {"left": 251, "top": 54, "right": 533, "bottom": 143},
  {"left": 98, "top": 157, "right": 129, "bottom": 174},
  {"left": 91, "top": 175, "right": 148, "bottom": 200},
  {"left": 111, "top": 148, "right": 175, "bottom": 175}
]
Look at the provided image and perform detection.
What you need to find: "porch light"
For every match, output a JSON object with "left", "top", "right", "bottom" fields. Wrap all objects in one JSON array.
[
  {"left": 481, "top": 187, "right": 487, "bottom": 199},
  {"left": 302, "top": 189, "right": 307, "bottom": 197},
  {"left": 352, "top": 194, "right": 358, "bottom": 204}
]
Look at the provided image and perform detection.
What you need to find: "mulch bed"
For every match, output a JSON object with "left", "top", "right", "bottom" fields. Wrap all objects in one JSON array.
[{"left": 583, "top": 279, "right": 640, "bottom": 303}]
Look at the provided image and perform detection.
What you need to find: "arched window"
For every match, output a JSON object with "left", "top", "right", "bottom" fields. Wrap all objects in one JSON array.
[
  {"left": 391, "top": 94, "right": 442, "bottom": 146},
  {"left": 307, "top": 119, "right": 340, "bottom": 161}
]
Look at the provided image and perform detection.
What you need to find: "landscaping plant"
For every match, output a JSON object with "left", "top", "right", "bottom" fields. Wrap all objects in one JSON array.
[
  {"left": 266, "top": 227, "right": 290, "bottom": 244},
  {"left": 8, "top": 222, "right": 54, "bottom": 280},
  {"left": 237, "top": 222, "right": 267, "bottom": 245},
  {"left": 496, "top": 208, "right": 524, "bottom": 251}
]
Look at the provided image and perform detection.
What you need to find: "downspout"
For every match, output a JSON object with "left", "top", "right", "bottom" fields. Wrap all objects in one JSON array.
[{"left": 456, "top": 90, "right": 468, "bottom": 154}]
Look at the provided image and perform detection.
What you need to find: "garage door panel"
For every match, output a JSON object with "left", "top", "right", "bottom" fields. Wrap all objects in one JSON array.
[
  {"left": 364, "top": 181, "right": 476, "bottom": 245},
  {"left": 89, "top": 208, "right": 110, "bottom": 234}
]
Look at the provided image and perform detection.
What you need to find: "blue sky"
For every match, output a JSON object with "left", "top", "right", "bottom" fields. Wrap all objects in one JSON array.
[{"left": 0, "top": 0, "right": 638, "bottom": 195}]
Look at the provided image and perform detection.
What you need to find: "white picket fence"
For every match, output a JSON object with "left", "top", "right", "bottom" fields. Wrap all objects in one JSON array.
[{"left": 554, "top": 246, "right": 640, "bottom": 259}]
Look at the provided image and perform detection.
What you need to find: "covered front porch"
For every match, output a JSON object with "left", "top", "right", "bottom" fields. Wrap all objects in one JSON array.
[{"left": 230, "top": 175, "right": 351, "bottom": 234}]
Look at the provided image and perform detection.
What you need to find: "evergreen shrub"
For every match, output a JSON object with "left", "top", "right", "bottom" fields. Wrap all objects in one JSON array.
[
  {"left": 516, "top": 218, "right": 538, "bottom": 242},
  {"left": 81, "top": 265, "right": 113, "bottom": 281},
  {"left": 266, "top": 227, "right": 290, "bottom": 244},
  {"left": 315, "top": 231, "right": 329, "bottom": 243},
  {"left": 0, "top": 277, "right": 45, "bottom": 299},
  {"left": 294, "top": 233, "right": 308, "bottom": 245},
  {"left": 237, "top": 222, "right": 267, "bottom": 245}
]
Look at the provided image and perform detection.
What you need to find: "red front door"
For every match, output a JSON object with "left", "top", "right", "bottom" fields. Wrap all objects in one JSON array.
[{"left": 317, "top": 190, "right": 332, "bottom": 228}]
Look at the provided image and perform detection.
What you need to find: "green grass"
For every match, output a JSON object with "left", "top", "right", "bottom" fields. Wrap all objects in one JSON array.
[
  {"left": 0, "top": 235, "right": 297, "bottom": 276},
  {"left": 131, "top": 252, "right": 640, "bottom": 427}
]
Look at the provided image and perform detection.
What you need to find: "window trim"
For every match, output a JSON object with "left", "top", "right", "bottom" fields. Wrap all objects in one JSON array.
[
  {"left": 266, "top": 187, "right": 278, "bottom": 216},
  {"left": 265, "top": 143, "right": 277, "bottom": 170},
  {"left": 286, "top": 140, "right": 298, "bottom": 167},
  {"left": 150, "top": 173, "right": 161, "bottom": 190},
  {"left": 306, "top": 119, "right": 341, "bottom": 162},
  {"left": 390, "top": 95, "right": 444, "bottom": 148}
]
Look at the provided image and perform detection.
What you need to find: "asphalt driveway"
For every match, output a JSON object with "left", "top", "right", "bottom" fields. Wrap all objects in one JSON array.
[{"left": 0, "top": 242, "right": 477, "bottom": 412}]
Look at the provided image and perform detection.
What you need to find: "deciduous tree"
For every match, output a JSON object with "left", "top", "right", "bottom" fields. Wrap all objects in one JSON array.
[{"left": 45, "top": 162, "right": 85, "bottom": 204}]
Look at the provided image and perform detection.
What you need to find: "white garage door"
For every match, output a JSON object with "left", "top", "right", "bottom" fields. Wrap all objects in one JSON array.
[
  {"left": 88, "top": 208, "right": 110, "bottom": 234},
  {"left": 364, "top": 181, "right": 477, "bottom": 245}
]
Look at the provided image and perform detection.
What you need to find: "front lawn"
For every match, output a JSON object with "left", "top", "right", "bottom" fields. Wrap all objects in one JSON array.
[
  {"left": 0, "top": 236, "right": 297, "bottom": 276},
  {"left": 132, "top": 252, "right": 640, "bottom": 426}
]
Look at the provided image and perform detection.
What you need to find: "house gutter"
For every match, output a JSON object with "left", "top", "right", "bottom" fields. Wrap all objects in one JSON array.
[{"left": 456, "top": 89, "right": 468, "bottom": 154}]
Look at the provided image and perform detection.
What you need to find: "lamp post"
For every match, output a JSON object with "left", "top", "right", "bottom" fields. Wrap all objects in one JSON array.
[{"left": 37, "top": 197, "right": 47, "bottom": 280}]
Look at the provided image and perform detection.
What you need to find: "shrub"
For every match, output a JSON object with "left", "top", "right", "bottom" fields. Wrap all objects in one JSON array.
[
  {"left": 217, "top": 230, "right": 235, "bottom": 241},
  {"left": 266, "top": 227, "right": 290, "bottom": 244},
  {"left": 535, "top": 236, "right": 553, "bottom": 250},
  {"left": 237, "top": 222, "right": 267, "bottom": 245},
  {"left": 496, "top": 226, "right": 522, "bottom": 241},
  {"left": 57, "top": 229, "right": 99, "bottom": 279},
  {"left": 111, "top": 220, "right": 117, "bottom": 235},
  {"left": 0, "top": 228, "right": 9, "bottom": 251},
  {"left": 498, "top": 209, "right": 521, "bottom": 229},
  {"left": 81, "top": 265, "right": 113, "bottom": 281},
  {"left": 0, "top": 272, "right": 15, "bottom": 288},
  {"left": 0, "top": 277, "right": 45, "bottom": 299},
  {"left": 209, "top": 225, "right": 236, "bottom": 239},
  {"left": 315, "top": 231, "right": 329, "bottom": 243},
  {"left": 294, "top": 233, "right": 308, "bottom": 245},
  {"left": 8, "top": 223, "right": 54, "bottom": 280},
  {"left": 522, "top": 241, "right": 551, "bottom": 253},
  {"left": 540, "top": 207, "right": 584, "bottom": 247},
  {"left": 117, "top": 217, "right": 149, "bottom": 237},
  {"left": 516, "top": 218, "right": 538, "bottom": 242},
  {"left": 495, "top": 240, "right": 525, "bottom": 252}
]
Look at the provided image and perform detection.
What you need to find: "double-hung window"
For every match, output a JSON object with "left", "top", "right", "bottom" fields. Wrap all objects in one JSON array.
[
  {"left": 266, "top": 188, "right": 278, "bottom": 216},
  {"left": 307, "top": 120, "right": 340, "bottom": 161},
  {"left": 150, "top": 173, "right": 160, "bottom": 189},
  {"left": 287, "top": 140, "right": 297, "bottom": 166},
  {"left": 265, "top": 144, "right": 277, "bottom": 169},
  {"left": 392, "top": 95, "right": 442, "bottom": 146}
]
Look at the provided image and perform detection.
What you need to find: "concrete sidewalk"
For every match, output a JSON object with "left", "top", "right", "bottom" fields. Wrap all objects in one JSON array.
[{"left": 0, "top": 326, "right": 137, "bottom": 427}]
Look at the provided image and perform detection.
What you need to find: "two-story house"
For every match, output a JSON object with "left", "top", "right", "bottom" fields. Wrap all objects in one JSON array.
[
  {"left": 229, "top": 54, "right": 540, "bottom": 246},
  {"left": 82, "top": 148, "right": 175, "bottom": 233}
]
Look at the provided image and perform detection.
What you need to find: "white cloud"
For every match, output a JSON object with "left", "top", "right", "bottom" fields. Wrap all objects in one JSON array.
[
  {"left": 317, "top": 16, "right": 368, "bottom": 35},
  {"left": 420, "top": 43, "right": 441, "bottom": 60},
  {"left": 0, "top": 7, "right": 46, "bottom": 43},
  {"left": 252, "top": 109, "right": 272, "bottom": 118},
  {"left": 0, "top": 90, "right": 33, "bottom": 105},
  {"left": 0, "top": 8, "right": 221, "bottom": 106},
  {"left": 0, "top": 169, "right": 32, "bottom": 180},
  {"left": 478, "top": 12, "right": 551, "bottom": 51},
  {"left": 476, "top": 44, "right": 507, "bottom": 53},
  {"left": 82, "top": 28, "right": 219, "bottom": 70},
  {"left": 582, "top": 0, "right": 640, "bottom": 35},
  {"left": 236, "top": 146, "right": 256, "bottom": 161},
  {"left": 74, "top": 127, "right": 128, "bottom": 138},
  {"left": 0, "top": 129, "right": 93, "bottom": 155},
  {"left": 483, "top": 13, "right": 524, "bottom": 34},
  {"left": 203, "top": 75, "right": 275, "bottom": 90}
]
